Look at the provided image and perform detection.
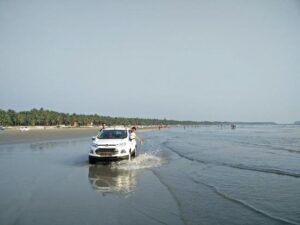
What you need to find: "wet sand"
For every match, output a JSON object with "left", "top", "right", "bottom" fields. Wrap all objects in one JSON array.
[
  {"left": 0, "top": 127, "right": 100, "bottom": 145},
  {"left": 0, "top": 128, "right": 171, "bottom": 225},
  {"left": 0, "top": 127, "right": 155, "bottom": 145}
]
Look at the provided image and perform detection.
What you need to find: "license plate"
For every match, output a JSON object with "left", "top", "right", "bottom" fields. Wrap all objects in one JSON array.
[{"left": 99, "top": 152, "right": 113, "bottom": 156}]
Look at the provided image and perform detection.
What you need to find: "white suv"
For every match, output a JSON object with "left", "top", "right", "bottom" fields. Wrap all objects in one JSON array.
[{"left": 89, "top": 127, "right": 136, "bottom": 163}]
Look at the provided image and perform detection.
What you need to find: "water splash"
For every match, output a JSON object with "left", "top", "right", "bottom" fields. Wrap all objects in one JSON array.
[{"left": 111, "top": 150, "right": 164, "bottom": 170}]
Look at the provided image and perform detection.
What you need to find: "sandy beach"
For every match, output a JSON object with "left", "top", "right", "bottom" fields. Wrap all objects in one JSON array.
[
  {"left": 0, "top": 126, "right": 157, "bottom": 145},
  {"left": 0, "top": 127, "right": 100, "bottom": 145}
]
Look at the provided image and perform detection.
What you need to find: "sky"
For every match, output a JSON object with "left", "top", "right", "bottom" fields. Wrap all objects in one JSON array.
[{"left": 0, "top": 0, "right": 299, "bottom": 123}]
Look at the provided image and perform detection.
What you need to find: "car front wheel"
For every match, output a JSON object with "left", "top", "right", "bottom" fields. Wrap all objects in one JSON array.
[
  {"left": 131, "top": 148, "right": 136, "bottom": 157},
  {"left": 89, "top": 156, "right": 97, "bottom": 164}
]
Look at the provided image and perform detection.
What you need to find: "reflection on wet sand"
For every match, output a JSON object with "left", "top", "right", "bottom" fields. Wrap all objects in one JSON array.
[
  {"left": 29, "top": 139, "right": 88, "bottom": 151},
  {"left": 88, "top": 165, "right": 137, "bottom": 195},
  {"left": 30, "top": 141, "right": 71, "bottom": 151}
]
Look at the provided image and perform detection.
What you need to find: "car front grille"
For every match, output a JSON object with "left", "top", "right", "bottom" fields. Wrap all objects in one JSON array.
[
  {"left": 98, "top": 144, "right": 116, "bottom": 147},
  {"left": 95, "top": 148, "right": 118, "bottom": 156}
]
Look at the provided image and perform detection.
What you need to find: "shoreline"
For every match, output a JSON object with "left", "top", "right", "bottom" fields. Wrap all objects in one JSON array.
[
  {"left": 1, "top": 124, "right": 161, "bottom": 130},
  {"left": 0, "top": 126, "right": 158, "bottom": 145}
]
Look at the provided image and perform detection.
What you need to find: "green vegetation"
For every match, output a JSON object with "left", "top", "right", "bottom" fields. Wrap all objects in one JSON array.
[
  {"left": 0, "top": 108, "right": 201, "bottom": 126},
  {"left": 0, "top": 108, "right": 278, "bottom": 127}
]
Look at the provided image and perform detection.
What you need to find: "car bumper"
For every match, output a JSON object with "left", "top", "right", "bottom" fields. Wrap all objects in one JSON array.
[{"left": 89, "top": 154, "right": 129, "bottom": 161}]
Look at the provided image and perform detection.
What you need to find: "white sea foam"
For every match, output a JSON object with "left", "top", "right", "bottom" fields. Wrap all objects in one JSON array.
[{"left": 111, "top": 150, "right": 164, "bottom": 170}]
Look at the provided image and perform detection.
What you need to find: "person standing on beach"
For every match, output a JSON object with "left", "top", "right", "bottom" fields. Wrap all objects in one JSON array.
[
  {"left": 130, "top": 127, "right": 144, "bottom": 150},
  {"left": 99, "top": 123, "right": 106, "bottom": 132}
]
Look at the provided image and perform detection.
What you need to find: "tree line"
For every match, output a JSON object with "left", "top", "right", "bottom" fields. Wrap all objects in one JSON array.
[{"left": 0, "top": 108, "right": 202, "bottom": 127}]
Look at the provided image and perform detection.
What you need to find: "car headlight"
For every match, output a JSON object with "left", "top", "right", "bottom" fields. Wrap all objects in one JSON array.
[
  {"left": 91, "top": 143, "right": 98, "bottom": 147},
  {"left": 117, "top": 142, "right": 126, "bottom": 147}
]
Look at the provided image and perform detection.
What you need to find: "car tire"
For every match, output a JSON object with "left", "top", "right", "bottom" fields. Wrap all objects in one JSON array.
[
  {"left": 131, "top": 148, "right": 136, "bottom": 157},
  {"left": 89, "top": 156, "right": 97, "bottom": 164}
]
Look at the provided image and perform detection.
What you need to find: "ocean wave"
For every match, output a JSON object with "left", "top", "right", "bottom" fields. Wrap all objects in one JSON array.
[
  {"left": 189, "top": 177, "right": 298, "bottom": 225},
  {"left": 163, "top": 143, "right": 300, "bottom": 178},
  {"left": 234, "top": 141, "right": 300, "bottom": 155}
]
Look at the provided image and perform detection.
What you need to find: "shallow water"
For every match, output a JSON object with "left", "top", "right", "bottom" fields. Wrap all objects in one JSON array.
[{"left": 0, "top": 125, "right": 299, "bottom": 225}]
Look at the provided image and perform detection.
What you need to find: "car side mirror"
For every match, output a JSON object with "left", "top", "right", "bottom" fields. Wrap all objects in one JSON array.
[{"left": 92, "top": 136, "right": 96, "bottom": 141}]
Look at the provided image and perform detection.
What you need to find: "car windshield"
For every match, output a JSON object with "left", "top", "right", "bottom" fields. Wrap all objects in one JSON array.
[{"left": 97, "top": 130, "right": 128, "bottom": 139}]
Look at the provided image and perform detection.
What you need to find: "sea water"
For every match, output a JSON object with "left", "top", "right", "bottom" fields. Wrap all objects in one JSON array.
[{"left": 0, "top": 125, "right": 299, "bottom": 225}]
